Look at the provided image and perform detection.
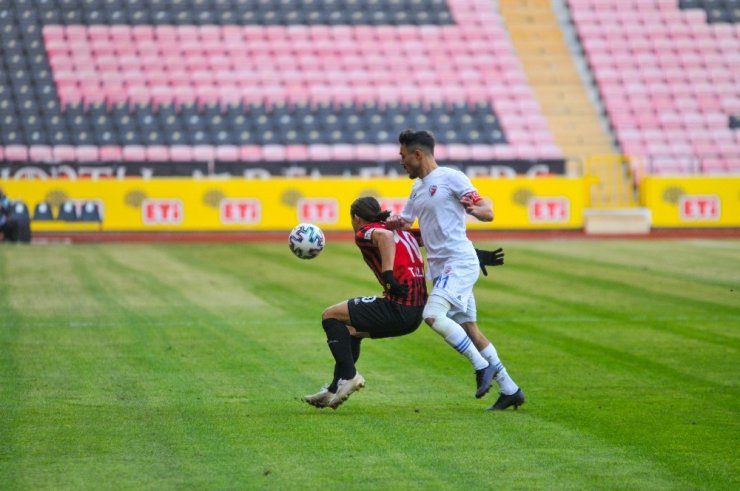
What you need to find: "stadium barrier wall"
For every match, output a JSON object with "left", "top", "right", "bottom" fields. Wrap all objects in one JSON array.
[
  {"left": 640, "top": 176, "right": 740, "bottom": 228},
  {"left": 0, "top": 177, "right": 588, "bottom": 232}
]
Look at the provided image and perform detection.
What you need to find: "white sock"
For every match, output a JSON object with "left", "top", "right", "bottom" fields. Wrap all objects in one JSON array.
[
  {"left": 480, "top": 343, "right": 519, "bottom": 395},
  {"left": 434, "top": 317, "right": 488, "bottom": 370}
]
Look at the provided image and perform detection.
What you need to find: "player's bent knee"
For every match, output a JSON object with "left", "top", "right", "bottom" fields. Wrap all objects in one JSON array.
[{"left": 423, "top": 296, "right": 451, "bottom": 321}]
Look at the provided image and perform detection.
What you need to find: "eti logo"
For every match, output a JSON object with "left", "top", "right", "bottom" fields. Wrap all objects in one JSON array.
[
  {"left": 220, "top": 198, "right": 261, "bottom": 224},
  {"left": 679, "top": 195, "right": 720, "bottom": 221},
  {"left": 529, "top": 197, "right": 570, "bottom": 223},
  {"left": 379, "top": 198, "right": 407, "bottom": 216},
  {"left": 142, "top": 199, "right": 183, "bottom": 225},
  {"left": 298, "top": 198, "right": 338, "bottom": 223}
]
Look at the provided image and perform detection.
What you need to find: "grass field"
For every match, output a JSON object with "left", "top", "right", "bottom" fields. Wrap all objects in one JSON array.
[{"left": 1, "top": 238, "right": 738, "bottom": 490}]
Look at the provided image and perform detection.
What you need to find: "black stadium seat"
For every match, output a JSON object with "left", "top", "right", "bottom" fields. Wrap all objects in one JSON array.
[
  {"left": 57, "top": 201, "right": 78, "bottom": 221},
  {"left": 33, "top": 202, "right": 54, "bottom": 221}
]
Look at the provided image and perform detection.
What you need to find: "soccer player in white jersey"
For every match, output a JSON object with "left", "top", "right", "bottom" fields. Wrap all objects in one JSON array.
[{"left": 386, "top": 129, "right": 525, "bottom": 410}]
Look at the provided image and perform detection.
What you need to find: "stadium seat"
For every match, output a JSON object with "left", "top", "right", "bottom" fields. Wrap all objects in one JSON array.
[
  {"left": 33, "top": 202, "right": 54, "bottom": 221},
  {"left": 4, "top": 145, "right": 29, "bottom": 161},
  {"left": 29, "top": 145, "right": 53, "bottom": 161},
  {"left": 57, "top": 201, "right": 78, "bottom": 221},
  {"left": 79, "top": 201, "right": 102, "bottom": 222},
  {"left": 10, "top": 201, "right": 31, "bottom": 222}
]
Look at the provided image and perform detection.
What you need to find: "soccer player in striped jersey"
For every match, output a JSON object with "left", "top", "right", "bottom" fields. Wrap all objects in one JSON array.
[
  {"left": 303, "top": 197, "right": 428, "bottom": 410},
  {"left": 388, "top": 129, "right": 524, "bottom": 411}
]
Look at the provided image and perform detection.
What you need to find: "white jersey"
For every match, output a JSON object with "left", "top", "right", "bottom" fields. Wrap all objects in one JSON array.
[{"left": 400, "top": 166, "right": 478, "bottom": 278}]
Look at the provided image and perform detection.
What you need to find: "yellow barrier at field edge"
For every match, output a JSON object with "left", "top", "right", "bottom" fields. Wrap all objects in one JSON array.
[
  {"left": 1, "top": 177, "right": 589, "bottom": 231},
  {"left": 640, "top": 176, "right": 740, "bottom": 228}
]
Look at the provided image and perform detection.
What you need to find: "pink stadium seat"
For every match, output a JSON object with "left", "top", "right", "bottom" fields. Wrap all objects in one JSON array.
[
  {"left": 29, "top": 145, "right": 53, "bottom": 162},
  {"left": 145, "top": 146, "right": 170, "bottom": 161},
  {"left": 170, "top": 145, "right": 194, "bottom": 161},
  {"left": 125, "top": 84, "right": 151, "bottom": 105},
  {"left": 99, "top": 146, "right": 123, "bottom": 161},
  {"left": 193, "top": 145, "right": 216, "bottom": 161},
  {"left": 374, "top": 144, "right": 397, "bottom": 162},
  {"left": 445, "top": 144, "right": 473, "bottom": 160},
  {"left": 285, "top": 145, "right": 309, "bottom": 161},
  {"left": 308, "top": 144, "right": 332, "bottom": 161},
  {"left": 122, "top": 145, "right": 146, "bottom": 161},
  {"left": 215, "top": 145, "right": 239, "bottom": 161},
  {"left": 261, "top": 145, "right": 286, "bottom": 161},
  {"left": 331, "top": 144, "right": 355, "bottom": 160},
  {"left": 239, "top": 145, "right": 263, "bottom": 161},
  {"left": 75, "top": 145, "right": 99, "bottom": 162},
  {"left": 469, "top": 145, "right": 497, "bottom": 160},
  {"left": 355, "top": 144, "right": 381, "bottom": 161},
  {"left": 52, "top": 145, "right": 75, "bottom": 162},
  {"left": 132, "top": 26, "right": 155, "bottom": 41}
]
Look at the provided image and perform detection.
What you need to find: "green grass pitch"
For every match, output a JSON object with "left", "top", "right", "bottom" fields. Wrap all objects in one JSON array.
[{"left": 1, "top": 238, "right": 738, "bottom": 490}]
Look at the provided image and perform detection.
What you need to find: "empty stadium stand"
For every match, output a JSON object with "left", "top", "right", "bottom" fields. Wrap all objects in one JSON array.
[
  {"left": 568, "top": 0, "right": 740, "bottom": 176},
  {"left": 500, "top": 0, "right": 639, "bottom": 208},
  {"left": 0, "top": 0, "right": 563, "bottom": 170}
]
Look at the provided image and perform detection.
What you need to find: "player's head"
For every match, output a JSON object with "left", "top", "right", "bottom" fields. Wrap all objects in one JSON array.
[
  {"left": 398, "top": 128, "right": 435, "bottom": 179},
  {"left": 350, "top": 197, "right": 391, "bottom": 230}
]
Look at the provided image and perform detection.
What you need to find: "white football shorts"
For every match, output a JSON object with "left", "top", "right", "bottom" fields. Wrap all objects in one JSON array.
[{"left": 429, "top": 260, "right": 479, "bottom": 324}]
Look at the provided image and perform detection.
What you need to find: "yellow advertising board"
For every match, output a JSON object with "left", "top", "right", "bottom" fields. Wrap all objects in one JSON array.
[
  {"left": 1, "top": 177, "right": 588, "bottom": 231},
  {"left": 640, "top": 176, "right": 740, "bottom": 228}
]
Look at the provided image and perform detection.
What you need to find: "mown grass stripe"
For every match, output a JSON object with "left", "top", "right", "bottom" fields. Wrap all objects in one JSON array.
[
  {"left": 475, "top": 257, "right": 740, "bottom": 349},
  {"left": 512, "top": 240, "right": 740, "bottom": 291}
]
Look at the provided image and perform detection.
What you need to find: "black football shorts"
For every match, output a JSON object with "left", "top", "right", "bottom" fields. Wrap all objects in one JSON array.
[{"left": 347, "top": 296, "right": 424, "bottom": 339}]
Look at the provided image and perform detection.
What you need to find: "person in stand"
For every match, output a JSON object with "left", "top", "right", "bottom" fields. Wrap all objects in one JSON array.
[
  {"left": 0, "top": 189, "right": 19, "bottom": 242},
  {"left": 303, "top": 196, "right": 427, "bottom": 409},
  {"left": 386, "top": 129, "right": 525, "bottom": 410}
]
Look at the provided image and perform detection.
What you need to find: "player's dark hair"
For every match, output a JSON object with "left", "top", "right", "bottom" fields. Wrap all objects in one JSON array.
[
  {"left": 350, "top": 197, "right": 391, "bottom": 223},
  {"left": 398, "top": 128, "right": 435, "bottom": 155}
]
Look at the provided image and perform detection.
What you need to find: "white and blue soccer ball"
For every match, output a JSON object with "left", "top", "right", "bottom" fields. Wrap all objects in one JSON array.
[{"left": 288, "top": 223, "right": 325, "bottom": 259}]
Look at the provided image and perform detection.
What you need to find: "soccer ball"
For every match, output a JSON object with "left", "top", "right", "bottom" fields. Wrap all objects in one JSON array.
[{"left": 288, "top": 223, "right": 325, "bottom": 259}]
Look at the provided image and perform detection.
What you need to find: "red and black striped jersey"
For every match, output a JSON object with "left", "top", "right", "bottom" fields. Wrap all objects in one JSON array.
[{"left": 355, "top": 222, "right": 428, "bottom": 307}]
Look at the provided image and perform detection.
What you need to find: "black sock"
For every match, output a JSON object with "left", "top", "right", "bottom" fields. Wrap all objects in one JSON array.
[
  {"left": 322, "top": 318, "right": 356, "bottom": 381},
  {"left": 329, "top": 365, "right": 339, "bottom": 393},
  {"left": 329, "top": 336, "right": 360, "bottom": 391},
  {"left": 351, "top": 337, "right": 362, "bottom": 363}
]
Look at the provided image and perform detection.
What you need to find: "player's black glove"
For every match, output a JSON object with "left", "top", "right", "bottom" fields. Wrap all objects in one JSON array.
[
  {"left": 381, "top": 270, "right": 409, "bottom": 297},
  {"left": 475, "top": 247, "right": 504, "bottom": 276}
]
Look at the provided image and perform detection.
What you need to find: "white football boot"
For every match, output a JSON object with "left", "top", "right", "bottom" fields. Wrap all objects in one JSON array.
[
  {"left": 303, "top": 385, "right": 335, "bottom": 408},
  {"left": 328, "top": 373, "right": 366, "bottom": 409}
]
